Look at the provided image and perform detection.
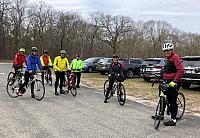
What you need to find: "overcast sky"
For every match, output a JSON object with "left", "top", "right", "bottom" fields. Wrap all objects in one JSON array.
[{"left": 30, "top": 0, "right": 200, "bottom": 33}]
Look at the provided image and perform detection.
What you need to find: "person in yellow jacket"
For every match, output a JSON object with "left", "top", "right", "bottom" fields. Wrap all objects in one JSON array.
[
  {"left": 53, "top": 50, "right": 69, "bottom": 95},
  {"left": 40, "top": 50, "right": 53, "bottom": 83},
  {"left": 70, "top": 54, "right": 83, "bottom": 88}
]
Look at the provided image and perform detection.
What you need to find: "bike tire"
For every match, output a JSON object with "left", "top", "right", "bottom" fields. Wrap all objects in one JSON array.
[
  {"left": 7, "top": 72, "right": 15, "bottom": 82},
  {"left": 6, "top": 78, "right": 19, "bottom": 98},
  {"left": 103, "top": 80, "right": 112, "bottom": 99},
  {"left": 70, "top": 84, "right": 77, "bottom": 97},
  {"left": 117, "top": 83, "right": 126, "bottom": 106},
  {"left": 176, "top": 92, "right": 186, "bottom": 120},
  {"left": 34, "top": 80, "right": 45, "bottom": 101},
  {"left": 154, "top": 97, "right": 164, "bottom": 129}
]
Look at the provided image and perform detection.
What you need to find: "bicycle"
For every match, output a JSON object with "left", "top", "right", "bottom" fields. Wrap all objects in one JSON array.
[
  {"left": 6, "top": 72, "right": 45, "bottom": 101},
  {"left": 44, "top": 67, "right": 52, "bottom": 86},
  {"left": 63, "top": 71, "right": 77, "bottom": 97},
  {"left": 152, "top": 77, "right": 186, "bottom": 129},
  {"left": 103, "top": 74, "right": 126, "bottom": 106}
]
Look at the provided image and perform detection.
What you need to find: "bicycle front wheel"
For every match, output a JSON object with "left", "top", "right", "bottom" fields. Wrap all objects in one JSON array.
[
  {"left": 34, "top": 80, "right": 45, "bottom": 101},
  {"left": 117, "top": 83, "right": 126, "bottom": 106},
  {"left": 154, "top": 97, "right": 164, "bottom": 129},
  {"left": 7, "top": 72, "right": 15, "bottom": 82},
  {"left": 6, "top": 78, "right": 19, "bottom": 98},
  {"left": 176, "top": 92, "right": 186, "bottom": 120},
  {"left": 103, "top": 80, "right": 112, "bottom": 99},
  {"left": 70, "top": 84, "right": 77, "bottom": 97}
]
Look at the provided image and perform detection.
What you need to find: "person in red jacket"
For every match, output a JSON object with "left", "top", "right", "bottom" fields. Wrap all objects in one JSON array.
[
  {"left": 13, "top": 48, "right": 26, "bottom": 76},
  {"left": 151, "top": 43, "right": 184, "bottom": 126}
]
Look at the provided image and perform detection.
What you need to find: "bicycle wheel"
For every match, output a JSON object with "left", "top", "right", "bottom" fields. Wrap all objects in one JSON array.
[
  {"left": 70, "top": 84, "right": 77, "bottom": 97},
  {"left": 176, "top": 92, "right": 185, "bottom": 120},
  {"left": 117, "top": 83, "right": 126, "bottom": 106},
  {"left": 103, "top": 80, "right": 112, "bottom": 99},
  {"left": 34, "top": 80, "right": 45, "bottom": 101},
  {"left": 6, "top": 78, "right": 19, "bottom": 98},
  {"left": 154, "top": 97, "right": 164, "bottom": 129},
  {"left": 7, "top": 72, "right": 15, "bottom": 81}
]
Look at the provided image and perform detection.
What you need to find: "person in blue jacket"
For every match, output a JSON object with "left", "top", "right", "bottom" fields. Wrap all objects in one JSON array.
[{"left": 18, "top": 47, "right": 43, "bottom": 98}]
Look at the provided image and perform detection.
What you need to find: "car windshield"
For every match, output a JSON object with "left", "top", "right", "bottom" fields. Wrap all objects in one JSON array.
[
  {"left": 182, "top": 58, "right": 200, "bottom": 67},
  {"left": 143, "top": 59, "right": 161, "bottom": 65},
  {"left": 84, "top": 58, "right": 98, "bottom": 63},
  {"left": 98, "top": 59, "right": 106, "bottom": 64}
]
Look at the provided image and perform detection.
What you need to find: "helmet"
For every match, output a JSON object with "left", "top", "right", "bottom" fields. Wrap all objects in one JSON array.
[
  {"left": 60, "top": 50, "right": 66, "bottom": 54},
  {"left": 44, "top": 50, "right": 48, "bottom": 53},
  {"left": 162, "top": 43, "right": 174, "bottom": 51},
  {"left": 112, "top": 54, "right": 119, "bottom": 58},
  {"left": 31, "top": 47, "right": 37, "bottom": 51},
  {"left": 19, "top": 48, "right": 25, "bottom": 52}
]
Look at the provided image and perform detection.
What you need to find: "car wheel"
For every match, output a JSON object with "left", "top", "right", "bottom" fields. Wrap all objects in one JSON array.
[
  {"left": 126, "top": 70, "right": 134, "bottom": 78},
  {"left": 181, "top": 81, "right": 191, "bottom": 89},
  {"left": 88, "top": 67, "right": 93, "bottom": 73},
  {"left": 143, "top": 77, "right": 150, "bottom": 82}
]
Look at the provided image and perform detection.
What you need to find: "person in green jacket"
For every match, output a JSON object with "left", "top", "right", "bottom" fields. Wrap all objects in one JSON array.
[{"left": 70, "top": 54, "right": 83, "bottom": 88}]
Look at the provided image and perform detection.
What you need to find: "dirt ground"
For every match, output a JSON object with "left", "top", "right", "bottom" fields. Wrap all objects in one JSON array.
[{"left": 81, "top": 73, "right": 200, "bottom": 114}]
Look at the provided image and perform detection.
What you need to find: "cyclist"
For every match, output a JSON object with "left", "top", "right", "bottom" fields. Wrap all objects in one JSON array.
[
  {"left": 40, "top": 50, "right": 53, "bottom": 82},
  {"left": 70, "top": 54, "right": 83, "bottom": 88},
  {"left": 104, "top": 55, "right": 125, "bottom": 103},
  {"left": 18, "top": 47, "right": 43, "bottom": 97},
  {"left": 13, "top": 48, "right": 26, "bottom": 77},
  {"left": 151, "top": 43, "right": 184, "bottom": 126},
  {"left": 53, "top": 50, "right": 69, "bottom": 95}
]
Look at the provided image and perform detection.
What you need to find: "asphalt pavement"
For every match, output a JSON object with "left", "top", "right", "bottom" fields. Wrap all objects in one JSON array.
[{"left": 0, "top": 63, "right": 199, "bottom": 138}]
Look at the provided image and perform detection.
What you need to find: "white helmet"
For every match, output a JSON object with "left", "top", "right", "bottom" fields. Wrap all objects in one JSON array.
[{"left": 162, "top": 43, "right": 174, "bottom": 51}]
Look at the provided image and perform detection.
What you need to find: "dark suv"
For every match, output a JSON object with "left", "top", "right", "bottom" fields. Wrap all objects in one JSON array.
[
  {"left": 96, "top": 58, "right": 143, "bottom": 78},
  {"left": 181, "top": 56, "right": 200, "bottom": 89},
  {"left": 140, "top": 58, "right": 165, "bottom": 81}
]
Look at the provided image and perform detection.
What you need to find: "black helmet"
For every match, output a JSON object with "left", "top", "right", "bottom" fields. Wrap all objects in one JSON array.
[
  {"left": 44, "top": 50, "right": 48, "bottom": 53},
  {"left": 31, "top": 47, "right": 37, "bottom": 51}
]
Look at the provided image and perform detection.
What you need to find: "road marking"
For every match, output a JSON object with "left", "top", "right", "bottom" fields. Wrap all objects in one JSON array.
[{"left": 0, "top": 73, "right": 5, "bottom": 75}]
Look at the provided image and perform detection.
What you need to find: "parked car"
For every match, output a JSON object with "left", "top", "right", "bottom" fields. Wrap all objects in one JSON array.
[
  {"left": 96, "top": 58, "right": 112, "bottom": 75},
  {"left": 181, "top": 56, "right": 200, "bottom": 89},
  {"left": 82, "top": 57, "right": 104, "bottom": 72},
  {"left": 140, "top": 58, "right": 165, "bottom": 81},
  {"left": 96, "top": 58, "right": 143, "bottom": 78}
]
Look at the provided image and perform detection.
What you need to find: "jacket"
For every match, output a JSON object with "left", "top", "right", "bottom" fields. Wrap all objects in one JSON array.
[
  {"left": 40, "top": 55, "right": 52, "bottom": 67},
  {"left": 163, "top": 53, "right": 184, "bottom": 82},
  {"left": 53, "top": 56, "right": 69, "bottom": 72},
  {"left": 13, "top": 52, "right": 26, "bottom": 67},
  {"left": 70, "top": 59, "right": 83, "bottom": 72},
  {"left": 26, "top": 54, "right": 43, "bottom": 72}
]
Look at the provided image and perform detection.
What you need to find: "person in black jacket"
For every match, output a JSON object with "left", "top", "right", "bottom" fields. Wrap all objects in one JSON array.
[{"left": 104, "top": 55, "right": 124, "bottom": 103}]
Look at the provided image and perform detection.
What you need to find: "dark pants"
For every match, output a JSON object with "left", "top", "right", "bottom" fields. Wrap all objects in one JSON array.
[
  {"left": 55, "top": 71, "right": 65, "bottom": 93},
  {"left": 162, "top": 83, "right": 180, "bottom": 120},
  {"left": 41, "top": 66, "right": 52, "bottom": 82},
  {"left": 19, "top": 71, "right": 35, "bottom": 95},
  {"left": 74, "top": 72, "right": 81, "bottom": 87}
]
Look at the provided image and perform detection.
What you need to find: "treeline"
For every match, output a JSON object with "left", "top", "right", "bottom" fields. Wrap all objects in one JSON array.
[{"left": 0, "top": 0, "right": 200, "bottom": 60}]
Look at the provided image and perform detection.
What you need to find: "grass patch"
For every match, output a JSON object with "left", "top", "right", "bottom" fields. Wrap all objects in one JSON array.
[{"left": 81, "top": 73, "right": 200, "bottom": 114}]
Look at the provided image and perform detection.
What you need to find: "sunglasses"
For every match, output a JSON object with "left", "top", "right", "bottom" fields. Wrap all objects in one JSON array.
[
  {"left": 32, "top": 50, "right": 37, "bottom": 52},
  {"left": 163, "top": 49, "right": 170, "bottom": 52}
]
